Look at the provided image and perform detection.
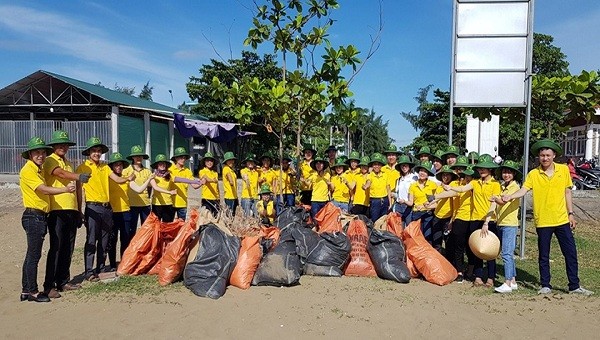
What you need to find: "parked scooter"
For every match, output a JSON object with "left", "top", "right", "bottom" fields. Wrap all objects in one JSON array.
[{"left": 569, "top": 158, "right": 598, "bottom": 190}]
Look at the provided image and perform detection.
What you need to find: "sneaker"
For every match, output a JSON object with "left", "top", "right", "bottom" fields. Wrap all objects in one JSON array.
[
  {"left": 455, "top": 274, "right": 464, "bottom": 283},
  {"left": 510, "top": 282, "right": 519, "bottom": 290},
  {"left": 569, "top": 287, "right": 594, "bottom": 296},
  {"left": 495, "top": 283, "right": 513, "bottom": 294},
  {"left": 538, "top": 287, "right": 552, "bottom": 294}
]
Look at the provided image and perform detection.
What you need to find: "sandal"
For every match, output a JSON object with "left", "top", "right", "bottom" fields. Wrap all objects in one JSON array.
[
  {"left": 485, "top": 280, "right": 494, "bottom": 288},
  {"left": 473, "top": 280, "right": 485, "bottom": 287}
]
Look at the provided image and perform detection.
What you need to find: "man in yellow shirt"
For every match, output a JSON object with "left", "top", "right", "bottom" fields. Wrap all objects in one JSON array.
[
  {"left": 299, "top": 144, "right": 317, "bottom": 205},
  {"left": 256, "top": 184, "right": 276, "bottom": 225},
  {"left": 503, "top": 139, "right": 593, "bottom": 296},
  {"left": 171, "top": 147, "right": 201, "bottom": 219},
  {"left": 274, "top": 154, "right": 296, "bottom": 214},
  {"left": 221, "top": 151, "right": 239, "bottom": 214},
  {"left": 308, "top": 156, "right": 331, "bottom": 218},
  {"left": 43, "top": 130, "right": 89, "bottom": 297},
  {"left": 325, "top": 145, "right": 338, "bottom": 171},
  {"left": 382, "top": 144, "right": 401, "bottom": 193},
  {"left": 107, "top": 152, "right": 131, "bottom": 271},
  {"left": 240, "top": 154, "right": 259, "bottom": 217},
  {"left": 76, "top": 137, "right": 131, "bottom": 281},
  {"left": 20, "top": 137, "right": 75, "bottom": 302},
  {"left": 368, "top": 153, "right": 390, "bottom": 222}
]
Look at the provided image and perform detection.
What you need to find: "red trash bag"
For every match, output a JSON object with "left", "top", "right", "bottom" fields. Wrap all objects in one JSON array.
[
  {"left": 402, "top": 220, "right": 457, "bottom": 285},
  {"left": 260, "top": 226, "right": 281, "bottom": 253},
  {"left": 230, "top": 236, "right": 262, "bottom": 289},
  {"left": 117, "top": 213, "right": 160, "bottom": 276},
  {"left": 314, "top": 202, "right": 342, "bottom": 233},
  {"left": 386, "top": 212, "right": 404, "bottom": 238},
  {"left": 148, "top": 219, "right": 185, "bottom": 275},
  {"left": 344, "top": 219, "right": 377, "bottom": 277},
  {"left": 158, "top": 209, "right": 200, "bottom": 286}
]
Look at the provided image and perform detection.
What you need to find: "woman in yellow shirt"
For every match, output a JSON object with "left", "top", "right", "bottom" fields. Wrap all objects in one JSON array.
[
  {"left": 406, "top": 160, "right": 438, "bottom": 243},
  {"left": 299, "top": 144, "right": 317, "bottom": 205},
  {"left": 368, "top": 153, "right": 390, "bottom": 222},
  {"left": 274, "top": 154, "right": 296, "bottom": 214},
  {"left": 426, "top": 165, "right": 458, "bottom": 253},
  {"left": 330, "top": 158, "right": 355, "bottom": 212},
  {"left": 349, "top": 156, "right": 370, "bottom": 215},
  {"left": 149, "top": 154, "right": 177, "bottom": 222},
  {"left": 107, "top": 152, "right": 131, "bottom": 270},
  {"left": 198, "top": 152, "right": 219, "bottom": 216},
  {"left": 123, "top": 145, "right": 153, "bottom": 240},
  {"left": 222, "top": 151, "right": 238, "bottom": 214},
  {"left": 171, "top": 147, "right": 201, "bottom": 220},
  {"left": 240, "top": 154, "right": 259, "bottom": 217},
  {"left": 307, "top": 157, "right": 331, "bottom": 218},
  {"left": 258, "top": 154, "right": 277, "bottom": 191},
  {"left": 256, "top": 184, "right": 276, "bottom": 225}
]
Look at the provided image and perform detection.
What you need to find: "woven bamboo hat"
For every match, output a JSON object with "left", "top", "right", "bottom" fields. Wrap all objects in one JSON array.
[{"left": 468, "top": 229, "right": 501, "bottom": 261}]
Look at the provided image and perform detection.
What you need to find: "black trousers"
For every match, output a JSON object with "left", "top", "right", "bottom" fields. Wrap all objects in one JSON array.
[
  {"left": 21, "top": 209, "right": 47, "bottom": 293},
  {"left": 431, "top": 216, "right": 451, "bottom": 253},
  {"left": 84, "top": 205, "right": 113, "bottom": 277},
  {"left": 44, "top": 210, "right": 79, "bottom": 290},
  {"left": 349, "top": 204, "right": 369, "bottom": 217},
  {"left": 300, "top": 190, "right": 312, "bottom": 206}
]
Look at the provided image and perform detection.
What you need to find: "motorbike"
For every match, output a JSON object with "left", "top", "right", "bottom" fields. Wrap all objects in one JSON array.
[{"left": 575, "top": 166, "right": 600, "bottom": 189}]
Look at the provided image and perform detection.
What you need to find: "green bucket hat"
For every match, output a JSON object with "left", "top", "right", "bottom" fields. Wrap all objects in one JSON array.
[
  {"left": 395, "top": 154, "right": 415, "bottom": 171},
  {"left": 151, "top": 154, "right": 171, "bottom": 168},
  {"left": 498, "top": 160, "right": 523, "bottom": 180},
  {"left": 413, "top": 160, "right": 434, "bottom": 176},
  {"left": 324, "top": 145, "right": 337, "bottom": 154},
  {"left": 332, "top": 157, "right": 349, "bottom": 170},
  {"left": 280, "top": 154, "right": 293, "bottom": 162},
  {"left": 259, "top": 184, "right": 272, "bottom": 195},
  {"left": 108, "top": 152, "right": 130, "bottom": 167},
  {"left": 222, "top": 151, "right": 237, "bottom": 164},
  {"left": 442, "top": 145, "right": 460, "bottom": 158},
  {"left": 384, "top": 144, "right": 401, "bottom": 155},
  {"left": 431, "top": 150, "right": 444, "bottom": 162},
  {"left": 48, "top": 130, "right": 76, "bottom": 146},
  {"left": 467, "top": 151, "right": 479, "bottom": 164},
  {"left": 531, "top": 138, "right": 563, "bottom": 156},
  {"left": 451, "top": 155, "right": 469, "bottom": 169},
  {"left": 82, "top": 137, "right": 108, "bottom": 156},
  {"left": 21, "top": 137, "right": 53, "bottom": 159},
  {"left": 474, "top": 154, "right": 499, "bottom": 169},
  {"left": 435, "top": 165, "right": 458, "bottom": 182},
  {"left": 310, "top": 157, "right": 330, "bottom": 171},
  {"left": 259, "top": 153, "right": 274, "bottom": 164},
  {"left": 127, "top": 145, "right": 149, "bottom": 160},
  {"left": 462, "top": 165, "right": 476, "bottom": 177},
  {"left": 359, "top": 156, "right": 370, "bottom": 167},
  {"left": 369, "top": 153, "right": 387, "bottom": 166},
  {"left": 346, "top": 150, "right": 361, "bottom": 164},
  {"left": 302, "top": 143, "right": 317, "bottom": 155},
  {"left": 200, "top": 152, "right": 216, "bottom": 163},
  {"left": 243, "top": 153, "right": 257, "bottom": 164},
  {"left": 171, "top": 147, "right": 190, "bottom": 161},
  {"left": 415, "top": 146, "right": 432, "bottom": 158}
]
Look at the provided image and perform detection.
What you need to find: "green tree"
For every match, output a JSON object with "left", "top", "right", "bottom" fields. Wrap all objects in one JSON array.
[
  {"left": 532, "top": 33, "right": 570, "bottom": 78},
  {"left": 113, "top": 83, "right": 135, "bottom": 96},
  {"left": 139, "top": 81, "right": 154, "bottom": 101}
]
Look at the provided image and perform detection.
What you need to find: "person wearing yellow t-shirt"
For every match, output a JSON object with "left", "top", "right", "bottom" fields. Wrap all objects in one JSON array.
[
  {"left": 425, "top": 165, "right": 458, "bottom": 253},
  {"left": 76, "top": 137, "right": 131, "bottom": 281},
  {"left": 20, "top": 137, "right": 75, "bottom": 303},
  {"left": 324, "top": 145, "right": 337, "bottom": 174},
  {"left": 274, "top": 154, "right": 297, "bottom": 214},
  {"left": 488, "top": 160, "right": 521, "bottom": 294},
  {"left": 406, "top": 160, "right": 438, "bottom": 244},
  {"left": 299, "top": 144, "right": 317, "bottom": 205},
  {"left": 171, "top": 147, "right": 201, "bottom": 220},
  {"left": 329, "top": 158, "right": 355, "bottom": 212},
  {"left": 307, "top": 157, "right": 331, "bottom": 218},
  {"left": 240, "top": 154, "right": 259, "bottom": 217},
  {"left": 258, "top": 154, "right": 277, "bottom": 193},
  {"left": 367, "top": 153, "right": 390, "bottom": 222},
  {"left": 107, "top": 152, "right": 131, "bottom": 270},
  {"left": 42, "top": 130, "right": 89, "bottom": 297},
  {"left": 503, "top": 139, "right": 593, "bottom": 296},
  {"left": 382, "top": 144, "right": 401, "bottom": 192},
  {"left": 221, "top": 151, "right": 239, "bottom": 214},
  {"left": 123, "top": 145, "right": 153, "bottom": 238},
  {"left": 198, "top": 152, "right": 219, "bottom": 217},
  {"left": 256, "top": 184, "right": 276, "bottom": 225},
  {"left": 149, "top": 154, "right": 177, "bottom": 222},
  {"left": 349, "top": 156, "right": 370, "bottom": 215}
]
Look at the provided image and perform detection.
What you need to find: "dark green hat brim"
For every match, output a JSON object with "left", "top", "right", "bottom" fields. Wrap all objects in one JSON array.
[
  {"left": 435, "top": 170, "right": 458, "bottom": 182},
  {"left": 127, "top": 153, "right": 149, "bottom": 160},
  {"left": 151, "top": 160, "right": 172, "bottom": 168},
  {"left": 451, "top": 163, "right": 469, "bottom": 169},
  {"left": 395, "top": 161, "right": 415, "bottom": 171},
  {"left": 171, "top": 154, "right": 191, "bottom": 162},
  {"left": 82, "top": 144, "right": 109, "bottom": 156},
  {"left": 222, "top": 156, "right": 237, "bottom": 164},
  {"left": 259, "top": 189, "right": 272, "bottom": 195},
  {"left": 47, "top": 139, "right": 76, "bottom": 146},
  {"left": 531, "top": 139, "right": 563, "bottom": 156},
  {"left": 109, "top": 159, "right": 130, "bottom": 167},
  {"left": 21, "top": 146, "right": 53, "bottom": 159},
  {"left": 310, "top": 160, "right": 329, "bottom": 171},
  {"left": 333, "top": 162, "right": 349, "bottom": 169},
  {"left": 413, "top": 165, "right": 434, "bottom": 176},
  {"left": 474, "top": 162, "right": 499, "bottom": 170}
]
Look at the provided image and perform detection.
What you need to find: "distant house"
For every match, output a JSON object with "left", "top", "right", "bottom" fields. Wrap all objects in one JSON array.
[{"left": 561, "top": 107, "right": 600, "bottom": 160}]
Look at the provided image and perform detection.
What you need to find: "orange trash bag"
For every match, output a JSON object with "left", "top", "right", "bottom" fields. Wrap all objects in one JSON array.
[
  {"left": 147, "top": 219, "right": 185, "bottom": 275},
  {"left": 386, "top": 212, "right": 404, "bottom": 238},
  {"left": 117, "top": 213, "right": 160, "bottom": 276},
  {"left": 406, "top": 257, "right": 419, "bottom": 278},
  {"left": 259, "top": 226, "right": 281, "bottom": 253},
  {"left": 230, "top": 236, "right": 262, "bottom": 289},
  {"left": 314, "top": 202, "right": 342, "bottom": 233},
  {"left": 344, "top": 219, "right": 377, "bottom": 277},
  {"left": 158, "top": 209, "right": 200, "bottom": 286},
  {"left": 402, "top": 220, "right": 457, "bottom": 285}
]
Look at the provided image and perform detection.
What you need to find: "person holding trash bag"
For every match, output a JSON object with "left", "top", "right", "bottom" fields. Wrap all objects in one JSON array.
[
  {"left": 149, "top": 154, "right": 177, "bottom": 222},
  {"left": 502, "top": 139, "right": 593, "bottom": 296}
]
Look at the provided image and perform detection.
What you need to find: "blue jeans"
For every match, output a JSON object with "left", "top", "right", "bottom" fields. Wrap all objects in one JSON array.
[
  {"left": 498, "top": 226, "right": 518, "bottom": 281},
  {"left": 332, "top": 200, "right": 349, "bottom": 212},
  {"left": 21, "top": 209, "right": 47, "bottom": 293},
  {"left": 175, "top": 207, "right": 187, "bottom": 220},
  {"left": 392, "top": 202, "right": 412, "bottom": 226},
  {"left": 412, "top": 210, "right": 434, "bottom": 243},
  {"left": 130, "top": 205, "right": 150, "bottom": 229},
  {"left": 275, "top": 194, "right": 295, "bottom": 215},
  {"left": 241, "top": 198, "right": 257, "bottom": 217},
  {"left": 536, "top": 223, "right": 580, "bottom": 290},
  {"left": 311, "top": 201, "right": 328, "bottom": 219},
  {"left": 369, "top": 197, "right": 389, "bottom": 222},
  {"left": 108, "top": 211, "right": 132, "bottom": 268},
  {"left": 224, "top": 199, "right": 238, "bottom": 215}
]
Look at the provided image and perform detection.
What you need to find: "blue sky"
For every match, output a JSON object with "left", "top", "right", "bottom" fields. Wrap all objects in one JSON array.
[{"left": 1, "top": 0, "right": 598, "bottom": 147}]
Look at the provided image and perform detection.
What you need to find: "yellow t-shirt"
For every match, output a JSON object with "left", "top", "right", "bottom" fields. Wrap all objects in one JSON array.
[
  {"left": 171, "top": 165, "right": 195, "bottom": 208},
  {"left": 331, "top": 173, "right": 352, "bottom": 203},
  {"left": 123, "top": 166, "right": 152, "bottom": 207},
  {"left": 76, "top": 159, "right": 111, "bottom": 203},
  {"left": 152, "top": 175, "right": 174, "bottom": 206},
  {"left": 109, "top": 178, "right": 130, "bottom": 213},
  {"left": 275, "top": 168, "right": 295, "bottom": 195},
  {"left": 470, "top": 178, "right": 502, "bottom": 221},
  {"left": 523, "top": 163, "right": 572, "bottom": 227},
  {"left": 382, "top": 164, "right": 400, "bottom": 191},
  {"left": 199, "top": 168, "right": 219, "bottom": 200},
  {"left": 240, "top": 168, "right": 259, "bottom": 199},
  {"left": 497, "top": 180, "right": 520, "bottom": 226},
  {"left": 20, "top": 160, "right": 50, "bottom": 212},
  {"left": 409, "top": 180, "right": 438, "bottom": 211},
  {"left": 258, "top": 168, "right": 277, "bottom": 191},
  {"left": 43, "top": 153, "right": 77, "bottom": 211},
  {"left": 453, "top": 179, "right": 473, "bottom": 221},
  {"left": 434, "top": 182, "right": 457, "bottom": 219},
  {"left": 256, "top": 200, "right": 276, "bottom": 224},
  {"left": 299, "top": 159, "right": 315, "bottom": 191},
  {"left": 353, "top": 173, "right": 370, "bottom": 206},
  {"left": 308, "top": 172, "right": 331, "bottom": 202},
  {"left": 222, "top": 165, "right": 238, "bottom": 200},
  {"left": 369, "top": 171, "right": 389, "bottom": 198}
]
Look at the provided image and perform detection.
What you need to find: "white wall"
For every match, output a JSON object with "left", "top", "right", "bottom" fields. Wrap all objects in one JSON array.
[{"left": 465, "top": 114, "right": 500, "bottom": 156}]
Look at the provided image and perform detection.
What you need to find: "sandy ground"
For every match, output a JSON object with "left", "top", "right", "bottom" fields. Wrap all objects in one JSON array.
[{"left": 1, "top": 184, "right": 600, "bottom": 339}]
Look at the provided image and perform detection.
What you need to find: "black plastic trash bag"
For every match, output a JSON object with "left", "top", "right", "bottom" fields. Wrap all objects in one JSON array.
[
  {"left": 367, "top": 229, "right": 410, "bottom": 283},
  {"left": 293, "top": 227, "right": 351, "bottom": 277},
  {"left": 183, "top": 224, "right": 241, "bottom": 299},
  {"left": 303, "top": 263, "right": 343, "bottom": 277},
  {"left": 252, "top": 240, "right": 302, "bottom": 287},
  {"left": 276, "top": 206, "right": 310, "bottom": 231}
]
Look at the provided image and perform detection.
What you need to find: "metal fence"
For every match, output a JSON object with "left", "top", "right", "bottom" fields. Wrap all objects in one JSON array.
[{"left": 0, "top": 120, "right": 112, "bottom": 173}]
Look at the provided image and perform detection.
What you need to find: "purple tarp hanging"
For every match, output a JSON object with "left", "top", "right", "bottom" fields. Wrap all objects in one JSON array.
[{"left": 173, "top": 113, "right": 254, "bottom": 143}]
